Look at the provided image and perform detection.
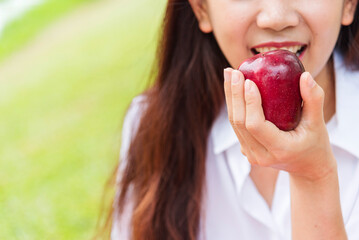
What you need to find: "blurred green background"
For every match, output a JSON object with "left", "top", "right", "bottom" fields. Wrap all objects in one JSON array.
[{"left": 0, "top": 0, "right": 166, "bottom": 238}]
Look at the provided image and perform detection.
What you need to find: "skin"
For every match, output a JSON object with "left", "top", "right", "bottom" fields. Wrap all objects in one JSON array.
[{"left": 189, "top": 0, "right": 358, "bottom": 238}]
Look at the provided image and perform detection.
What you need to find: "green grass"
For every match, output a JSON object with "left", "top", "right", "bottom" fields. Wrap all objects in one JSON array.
[
  {"left": 0, "top": 0, "right": 97, "bottom": 63},
  {"left": 0, "top": 0, "right": 166, "bottom": 238}
]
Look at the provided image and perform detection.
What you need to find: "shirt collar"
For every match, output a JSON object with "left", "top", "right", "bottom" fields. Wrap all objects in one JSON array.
[
  {"left": 210, "top": 51, "right": 359, "bottom": 159},
  {"left": 210, "top": 105, "right": 238, "bottom": 154}
]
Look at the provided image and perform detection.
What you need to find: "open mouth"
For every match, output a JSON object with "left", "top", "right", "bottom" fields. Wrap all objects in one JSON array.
[{"left": 251, "top": 45, "right": 307, "bottom": 57}]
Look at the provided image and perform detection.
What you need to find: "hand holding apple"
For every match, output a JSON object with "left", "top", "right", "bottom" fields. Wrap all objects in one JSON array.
[{"left": 223, "top": 52, "right": 336, "bottom": 181}]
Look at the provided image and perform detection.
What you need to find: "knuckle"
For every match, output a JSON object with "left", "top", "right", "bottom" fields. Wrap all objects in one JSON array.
[
  {"left": 259, "top": 155, "right": 275, "bottom": 167},
  {"left": 235, "top": 119, "right": 246, "bottom": 128},
  {"left": 252, "top": 151, "right": 270, "bottom": 167},
  {"left": 245, "top": 96, "right": 256, "bottom": 105},
  {"left": 272, "top": 149, "right": 287, "bottom": 162},
  {"left": 245, "top": 148, "right": 262, "bottom": 166},
  {"left": 228, "top": 116, "right": 234, "bottom": 122},
  {"left": 247, "top": 157, "right": 258, "bottom": 166},
  {"left": 230, "top": 118, "right": 246, "bottom": 129},
  {"left": 232, "top": 89, "right": 241, "bottom": 98},
  {"left": 257, "top": 161, "right": 270, "bottom": 168},
  {"left": 245, "top": 121, "right": 259, "bottom": 132}
]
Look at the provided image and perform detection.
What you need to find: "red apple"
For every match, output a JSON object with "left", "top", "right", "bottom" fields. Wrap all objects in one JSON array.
[{"left": 238, "top": 49, "right": 304, "bottom": 131}]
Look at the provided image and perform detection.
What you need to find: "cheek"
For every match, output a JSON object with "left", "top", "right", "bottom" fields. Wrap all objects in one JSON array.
[
  {"left": 208, "top": 6, "right": 253, "bottom": 68},
  {"left": 302, "top": 6, "right": 343, "bottom": 76},
  {"left": 212, "top": 17, "right": 250, "bottom": 68}
]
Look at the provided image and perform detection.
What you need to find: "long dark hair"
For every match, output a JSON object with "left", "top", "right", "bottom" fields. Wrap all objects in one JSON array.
[
  {"left": 115, "top": 1, "right": 227, "bottom": 239},
  {"left": 108, "top": 1, "right": 359, "bottom": 240},
  {"left": 336, "top": 3, "right": 359, "bottom": 69}
]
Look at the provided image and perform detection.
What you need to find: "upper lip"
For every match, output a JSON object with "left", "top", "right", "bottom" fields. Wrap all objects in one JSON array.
[{"left": 251, "top": 41, "right": 306, "bottom": 49}]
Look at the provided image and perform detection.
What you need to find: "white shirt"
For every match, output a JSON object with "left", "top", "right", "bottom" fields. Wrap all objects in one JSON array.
[{"left": 112, "top": 52, "right": 359, "bottom": 240}]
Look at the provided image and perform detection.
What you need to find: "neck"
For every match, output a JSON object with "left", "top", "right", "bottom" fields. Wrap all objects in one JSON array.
[{"left": 313, "top": 57, "right": 336, "bottom": 123}]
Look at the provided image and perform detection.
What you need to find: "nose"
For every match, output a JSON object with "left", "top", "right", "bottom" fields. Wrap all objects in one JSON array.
[{"left": 256, "top": 0, "right": 300, "bottom": 31}]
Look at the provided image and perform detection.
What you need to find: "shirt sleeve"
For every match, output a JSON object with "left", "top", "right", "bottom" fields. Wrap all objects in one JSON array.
[{"left": 111, "top": 95, "right": 146, "bottom": 240}]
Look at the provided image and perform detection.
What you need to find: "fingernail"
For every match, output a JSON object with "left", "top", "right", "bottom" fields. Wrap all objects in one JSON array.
[
  {"left": 224, "top": 68, "right": 231, "bottom": 82},
  {"left": 232, "top": 70, "right": 240, "bottom": 84},
  {"left": 245, "top": 80, "right": 252, "bottom": 92},
  {"left": 306, "top": 72, "right": 316, "bottom": 88}
]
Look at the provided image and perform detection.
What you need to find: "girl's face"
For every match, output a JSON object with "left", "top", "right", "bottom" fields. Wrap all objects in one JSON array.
[{"left": 190, "top": 0, "right": 357, "bottom": 78}]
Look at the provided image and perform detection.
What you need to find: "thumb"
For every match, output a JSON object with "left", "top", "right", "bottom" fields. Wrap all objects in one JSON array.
[{"left": 299, "top": 72, "right": 325, "bottom": 128}]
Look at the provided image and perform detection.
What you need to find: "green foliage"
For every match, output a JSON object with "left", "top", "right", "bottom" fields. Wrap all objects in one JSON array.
[
  {"left": 0, "top": 0, "right": 166, "bottom": 239},
  {"left": 0, "top": 0, "right": 97, "bottom": 63}
]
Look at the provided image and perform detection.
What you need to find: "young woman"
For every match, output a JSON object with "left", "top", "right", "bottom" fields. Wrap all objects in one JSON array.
[{"left": 111, "top": 0, "right": 359, "bottom": 239}]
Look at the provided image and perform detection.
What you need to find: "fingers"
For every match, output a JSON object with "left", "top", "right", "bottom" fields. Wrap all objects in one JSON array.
[
  {"left": 224, "top": 68, "right": 247, "bottom": 148},
  {"left": 224, "top": 68, "right": 234, "bottom": 120},
  {"left": 224, "top": 69, "right": 331, "bottom": 175},
  {"left": 244, "top": 79, "right": 285, "bottom": 150},
  {"left": 231, "top": 70, "right": 246, "bottom": 127},
  {"left": 299, "top": 72, "right": 325, "bottom": 128},
  {"left": 224, "top": 69, "right": 272, "bottom": 163},
  {"left": 244, "top": 80, "right": 264, "bottom": 129}
]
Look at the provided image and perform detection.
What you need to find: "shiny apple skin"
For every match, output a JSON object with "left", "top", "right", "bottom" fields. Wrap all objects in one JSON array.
[{"left": 238, "top": 50, "right": 305, "bottom": 131}]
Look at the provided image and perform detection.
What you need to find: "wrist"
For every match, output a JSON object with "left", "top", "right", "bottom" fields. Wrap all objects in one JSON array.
[
  {"left": 290, "top": 163, "right": 337, "bottom": 184},
  {"left": 289, "top": 160, "right": 346, "bottom": 240},
  {"left": 289, "top": 159, "right": 340, "bottom": 206},
  {"left": 289, "top": 152, "right": 338, "bottom": 183}
]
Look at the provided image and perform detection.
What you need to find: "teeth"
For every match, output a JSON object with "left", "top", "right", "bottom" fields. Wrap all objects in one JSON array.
[{"left": 255, "top": 45, "right": 302, "bottom": 54}]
